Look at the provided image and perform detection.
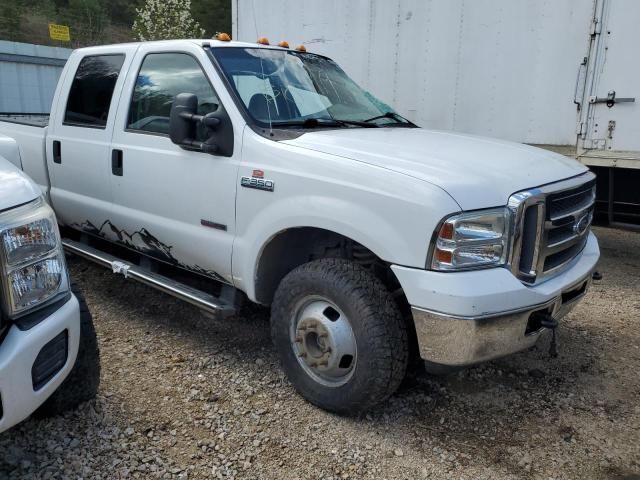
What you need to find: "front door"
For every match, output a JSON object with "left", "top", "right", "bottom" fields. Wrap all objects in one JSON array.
[{"left": 108, "top": 44, "right": 240, "bottom": 284}]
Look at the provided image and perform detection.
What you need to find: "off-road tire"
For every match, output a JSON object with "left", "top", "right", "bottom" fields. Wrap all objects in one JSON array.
[
  {"left": 271, "top": 258, "right": 408, "bottom": 415},
  {"left": 35, "top": 283, "right": 100, "bottom": 417}
]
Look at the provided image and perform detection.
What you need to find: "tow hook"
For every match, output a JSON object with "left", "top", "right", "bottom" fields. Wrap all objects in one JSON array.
[
  {"left": 540, "top": 314, "right": 559, "bottom": 358},
  {"left": 592, "top": 271, "right": 603, "bottom": 281}
]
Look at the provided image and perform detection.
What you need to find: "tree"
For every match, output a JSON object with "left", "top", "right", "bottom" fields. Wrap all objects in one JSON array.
[
  {"left": 132, "top": 0, "right": 205, "bottom": 41},
  {"left": 191, "top": 0, "right": 231, "bottom": 37},
  {"left": 0, "top": 0, "right": 23, "bottom": 41},
  {"left": 63, "top": 0, "right": 109, "bottom": 46}
]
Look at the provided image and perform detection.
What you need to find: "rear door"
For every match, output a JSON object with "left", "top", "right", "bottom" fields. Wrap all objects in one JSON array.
[
  {"left": 577, "top": 0, "right": 640, "bottom": 227},
  {"left": 580, "top": 0, "right": 639, "bottom": 153},
  {"left": 46, "top": 46, "right": 135, "bottom": 231}
]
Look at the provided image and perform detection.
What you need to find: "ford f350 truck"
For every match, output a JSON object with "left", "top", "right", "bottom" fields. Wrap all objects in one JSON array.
[
  {"left": 0, "top": 139, "right": 99, "bottom": 433},
  {"left": 0, "top": 38, "right": 600, "bottom": 414}
]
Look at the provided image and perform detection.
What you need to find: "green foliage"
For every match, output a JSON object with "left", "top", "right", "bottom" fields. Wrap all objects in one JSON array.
[
  {"left": 106, "top": 0, "right": 145, "bottom": 25},
  {"left": 0, "top": 0, "right": 23, "bottom": 41},
  {"left": 191, "top": 0, "right": 232, "bottom": 37},
  {"left": 0, "top": 0, "right": 231, "bottom": 46},
  {"left": 61, "top": 0, "right": 109, "bottom": 45}
]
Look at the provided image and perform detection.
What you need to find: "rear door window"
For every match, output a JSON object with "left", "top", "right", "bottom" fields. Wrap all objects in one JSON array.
[{"left": 64, "top": 54, "right": 125, "bottom": 128}]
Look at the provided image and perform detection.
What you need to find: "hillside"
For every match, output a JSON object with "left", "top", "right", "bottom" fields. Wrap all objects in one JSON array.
[{"left": 0, "top": 0, "right": 231, "bottom": 47}]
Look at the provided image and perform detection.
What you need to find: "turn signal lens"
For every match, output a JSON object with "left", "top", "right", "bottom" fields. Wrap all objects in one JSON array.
[
  {"left": 2, "top": 218, "right": 57, "bottom": 266},
  {"left": 434, "top": 248, "right": 453, "bottom": 264},
  {"left": 439, "top": 222, "right": 454, "bottom": 240}
]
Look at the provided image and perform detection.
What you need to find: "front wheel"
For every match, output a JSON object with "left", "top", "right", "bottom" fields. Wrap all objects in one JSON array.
[{"left": 271, "top": 259, "right": 408, "bottom": 415}]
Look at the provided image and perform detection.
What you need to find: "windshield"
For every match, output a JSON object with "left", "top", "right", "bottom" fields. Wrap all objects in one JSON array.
[{"left": 213, "top": 47, "right": 406, "bottom": 128}]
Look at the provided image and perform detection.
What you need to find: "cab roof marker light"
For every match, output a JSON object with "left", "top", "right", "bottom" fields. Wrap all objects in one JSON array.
[
  {"left": 295, "top": 44, "right": 306, "bottom": 52},
  {"left": 257, "top": 36, "right": 270, "bottom": 45},
  {"left": 215, "top": 32, "right": 231, "bottom": 41},
  {"left": 278, "top": 40, "right": 290, "bottom": 48}
]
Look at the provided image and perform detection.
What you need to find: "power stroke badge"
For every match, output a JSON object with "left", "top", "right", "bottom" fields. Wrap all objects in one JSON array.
[{"left": 240, "top": 169, "right": 275, "bottom": 192}]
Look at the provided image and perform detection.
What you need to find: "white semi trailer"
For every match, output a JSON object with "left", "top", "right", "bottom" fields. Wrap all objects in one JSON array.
[{"left": 233, "top": 0, "right": 640, "bottom": 228}]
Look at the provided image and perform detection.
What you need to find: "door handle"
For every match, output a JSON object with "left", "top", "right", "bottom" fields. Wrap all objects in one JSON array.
[
  {"left": 573, "top": 57, "right": 587, "bottom": 110},
  {"left": 53, "top": 140, "right": 61, "bottom": 164},
  {"left": 111, "top": 149, "right": 123, "bottom": 176},
  {"left": 589, "top": 90, "right": 636, "bottom": 108}
]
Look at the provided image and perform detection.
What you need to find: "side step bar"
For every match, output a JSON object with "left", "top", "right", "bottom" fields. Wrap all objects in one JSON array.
[{"left": 62, "top": 239, "right": 237, "bottom": 317}]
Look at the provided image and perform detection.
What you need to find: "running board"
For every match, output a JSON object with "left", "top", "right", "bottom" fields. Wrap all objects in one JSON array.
[{"left": 62, "top": 239, "right": 237, "bottom": 317}]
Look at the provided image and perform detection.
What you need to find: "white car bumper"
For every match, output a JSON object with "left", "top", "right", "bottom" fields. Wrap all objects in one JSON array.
[
  {"left": 0, "top": 295, "right": 80, "bottom": 433},
  {"left": 392, "top": 232, "right": 600, "bottom": 366}
]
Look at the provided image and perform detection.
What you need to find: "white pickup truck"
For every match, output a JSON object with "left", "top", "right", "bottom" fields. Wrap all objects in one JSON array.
[
  {"left": 0, "top": 139, "right": 99, "bottom": 433},
  {"left": 0, "top": 38, "right": 600, "bottom": 414}
]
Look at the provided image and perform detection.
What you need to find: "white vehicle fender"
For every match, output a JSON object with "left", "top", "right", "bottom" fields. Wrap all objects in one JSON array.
[
  {"left": 0, "top": 134, "right": 22, "bottom": 169},
  {"left": 232, "top": 130, "right": 461, "bottom": 301}
]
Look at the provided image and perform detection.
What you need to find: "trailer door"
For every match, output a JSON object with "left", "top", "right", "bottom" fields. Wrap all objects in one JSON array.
[
  {"left": 579, "top": 0, "right": 640, "bottom": 228},
  {"left": 581, "top": 0, "right": 639, "bottom": 153}
]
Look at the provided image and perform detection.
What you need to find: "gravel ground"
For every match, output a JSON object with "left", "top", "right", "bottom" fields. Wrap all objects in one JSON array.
[{"left": 1, "top": 226, "right": 639, "bottom": 480}]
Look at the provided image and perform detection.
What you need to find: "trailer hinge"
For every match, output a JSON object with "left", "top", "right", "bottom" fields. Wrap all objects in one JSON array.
[
  {"left": 590, "top": 18, "right": 601, "bottom": 36},
  {"left": 576, "top": 122, "right": 585, "bottom": 135}
]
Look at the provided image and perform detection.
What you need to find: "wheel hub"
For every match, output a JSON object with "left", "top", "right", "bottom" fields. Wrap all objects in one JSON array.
[{"left": 291, "top": 298, "right": 357, "bottom": 387}]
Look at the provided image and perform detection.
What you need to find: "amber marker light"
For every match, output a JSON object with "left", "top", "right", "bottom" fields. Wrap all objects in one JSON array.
[
  {"left": 295, "top": 44, "right": 306, "bottom": 52},
  {"left": 278, "top": 40, "right": 290, "bottom": 48},
  {"left": 435, "top": 248, "right": 453, "bottom": 264},
  {"left": 439, "top": 222, "right": 454, "bottom": 240},
  {"left": 215, "top": 32, "right": 231, "bottom": 41},
  {"left": 257, "top": 36, "right": 270, "bottom": 45}
]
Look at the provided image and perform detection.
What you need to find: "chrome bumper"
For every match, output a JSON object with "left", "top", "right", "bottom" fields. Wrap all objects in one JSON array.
[{"left": 412, "top": 273, "right": 592, "bottom": 366}]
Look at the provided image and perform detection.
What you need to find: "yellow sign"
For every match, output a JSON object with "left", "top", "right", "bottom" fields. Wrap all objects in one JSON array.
[{"left": 48, "top": 24, "right": 70, "bottom": 42}]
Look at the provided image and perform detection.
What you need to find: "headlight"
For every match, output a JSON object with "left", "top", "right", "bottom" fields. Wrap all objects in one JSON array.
[
  {"left": 430, "top": 207, "right": 511, "bottom": 271},
  {"left": 0, "top": 198, "right": 69, "bottom": 319}
]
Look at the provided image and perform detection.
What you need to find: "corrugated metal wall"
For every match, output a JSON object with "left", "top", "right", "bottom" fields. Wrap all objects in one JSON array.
[
  {"left": 234, "top": 0, "right": 595, "bottom": 146},
  {"left": 0, "top": 41, "right": 71, "bottom": 114}
]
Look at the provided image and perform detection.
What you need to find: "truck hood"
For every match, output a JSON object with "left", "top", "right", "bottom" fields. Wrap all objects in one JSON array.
[
  {"left": 283, "top": 128, "right": 587, "bottom": 209},
  {"left": 0, "top": 156, "right": 40, "bottom": 212}
]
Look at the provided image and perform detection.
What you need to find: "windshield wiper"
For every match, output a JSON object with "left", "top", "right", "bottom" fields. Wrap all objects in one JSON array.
[
  {"left": 362, "top": 111, "right": 411, "bottom": 125},
  {"left": 272, "top": 117, "right": 379, "bottom": 129}
]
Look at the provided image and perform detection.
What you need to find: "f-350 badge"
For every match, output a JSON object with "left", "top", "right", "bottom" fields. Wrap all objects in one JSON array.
[{"left": 240, "top": 169, "right": 274, "bottom": 192}]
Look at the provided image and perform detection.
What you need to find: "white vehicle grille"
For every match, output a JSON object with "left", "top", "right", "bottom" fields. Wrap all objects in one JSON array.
[{"left": 508, "top": 172, "right": 596, "bottom": 284}]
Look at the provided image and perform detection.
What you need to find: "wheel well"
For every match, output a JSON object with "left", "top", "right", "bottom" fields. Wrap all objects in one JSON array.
[{"left": 255, "top": 227, "right": 403, "bottom": 305}]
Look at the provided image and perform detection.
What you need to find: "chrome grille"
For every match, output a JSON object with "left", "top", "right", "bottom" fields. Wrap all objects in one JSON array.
[{"left": 508, "top": 172, "right": 596, "bottom": 284}]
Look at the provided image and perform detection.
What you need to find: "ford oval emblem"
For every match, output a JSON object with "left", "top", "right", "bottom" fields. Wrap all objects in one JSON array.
[{"left": 573, "top": 212, "right": 591, "bottom": 235}]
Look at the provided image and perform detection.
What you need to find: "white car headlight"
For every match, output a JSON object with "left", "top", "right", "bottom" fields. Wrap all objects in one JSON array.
[
  {"left": 430, "top": 207, "right": 511, "bottom": 271},
  {"left": 0, "top": 198, "right": 69, "bottom": 319}
]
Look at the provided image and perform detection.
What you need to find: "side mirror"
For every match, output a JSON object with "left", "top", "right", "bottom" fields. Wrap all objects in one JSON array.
[
  {"left": 169, "top": 93, "right": 198, "bottom": 147},
  {"left": 169, "top": 93, "right": 234, "bottom": 156}
]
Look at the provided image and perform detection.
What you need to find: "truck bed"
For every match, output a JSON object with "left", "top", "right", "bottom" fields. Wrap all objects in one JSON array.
[
  {"left": 0, "top": 114, "right": 49, "bottom": 193},
  {"left": 0, "top": 114, "right": 49, "bottom": 128}
]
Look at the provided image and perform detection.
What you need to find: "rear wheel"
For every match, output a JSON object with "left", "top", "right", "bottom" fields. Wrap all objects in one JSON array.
[
  {"left": 35, "top": 283, "right": 100, "bottom": 417},
  {"left": 271, "top": 258, "right": 408, "bottom": 414}
]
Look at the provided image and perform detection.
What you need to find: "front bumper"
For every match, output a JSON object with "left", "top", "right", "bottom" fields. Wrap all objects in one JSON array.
[
  {"left": 0, "top": 295, "right": 80, "bottom": 433},
  {"left": 393, "top": 232, "right": 599, "bottom": 366}
]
